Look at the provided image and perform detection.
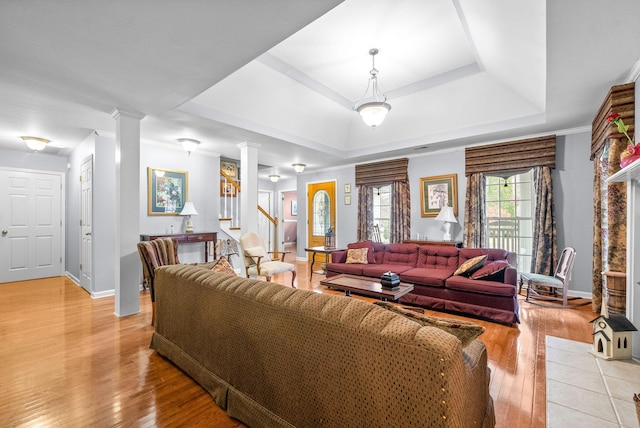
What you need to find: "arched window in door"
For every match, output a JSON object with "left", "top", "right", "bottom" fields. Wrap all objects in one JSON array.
[{"left": 313, "top": 190, "right": 330, "bottom": 236}]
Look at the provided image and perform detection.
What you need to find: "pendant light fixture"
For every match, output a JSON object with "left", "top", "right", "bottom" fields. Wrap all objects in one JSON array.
[{"left": 353, "top": 48, "right": 391, "bottom": 128}]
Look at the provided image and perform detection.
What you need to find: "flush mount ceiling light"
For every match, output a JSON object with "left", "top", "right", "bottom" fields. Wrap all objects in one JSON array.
[
  {"left": 353, "top": 48, "right": 391, "bottom": 128},
  {"left": 269, "top": 174, "right": 280, "bottom": 183},
  {"left": 178, "top": 138, "right": 200, "bottom": 155},
  {"left": 21, "top": 136, "right": 50, "bottom": 151},
  {"left": 292, "top": 163, "right": 306, "bottom": 174}
]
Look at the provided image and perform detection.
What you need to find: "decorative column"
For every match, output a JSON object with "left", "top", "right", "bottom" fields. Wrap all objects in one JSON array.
[
  {"left": 111, "top": 108, "right": 145, "bottom": 317},
  {"left": 238, "top": 142, "right": 260, "bottom": 234}
]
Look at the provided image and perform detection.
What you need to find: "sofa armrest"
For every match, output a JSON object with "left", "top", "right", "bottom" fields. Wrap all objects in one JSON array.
[
  {"left": 331, "top": 250, "right": 347, "bottom": 263},
  {"left": 504, "top": 266, "right": 517, "bottom": 286}
]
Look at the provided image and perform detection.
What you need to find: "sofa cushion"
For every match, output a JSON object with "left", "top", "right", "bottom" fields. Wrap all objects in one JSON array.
[
  {"left": 459, "top": 248, "right": 509, "bottom": 264},
  {"left": 345, "top": 248, "right": 369, "bottom": 264},
  {"left": 381, "top": 243, "right": 419, "bottom": 266},
  {"left": 210, "top": 256, "right": 236, "bottom": 275},
  {"left": 361, "top": 264, "right": 414, "bottom": 278},
  {"left": 453, "top": 255, "right": 487, "bottom": 277},
  {"left": 416, "top": 245, "right": 460, "bottom": 269},
  {"left": 374, "top": 301, "right": 485, "bottom": 347},
  {"left": 325, "top": 263, "right": 365, "bottom": 276},
  {"left": 372, "top": 242, "right": 387, "bottom": 264},
  {"left": 446, "top": 275, "right": 516, "bottom": 297},
  {"left": 400, "top": 267, "right": 456, "bottom": 287},
  {"left": 471, "top": 260, "right": 509, "bottom": 281},
  {"left": 347, "top": 240, "right": 376, "bottom": 264}
]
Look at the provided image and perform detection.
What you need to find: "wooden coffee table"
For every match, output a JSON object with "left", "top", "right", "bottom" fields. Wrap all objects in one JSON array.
[{"left": 320, "top": 274, "right": 414, "bottom": 301}]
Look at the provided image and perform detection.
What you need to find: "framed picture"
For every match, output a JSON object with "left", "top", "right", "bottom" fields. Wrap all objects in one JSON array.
[
  {"left": 345, "top": 195, "right": 351, "bottom": 205},
  {"left": 220, "top": 160, "right": 237, "bottom": 178},
  {"left": 220, "top": 180, "right": 237, "bottom": 197},
  {"left": 291, "top": 200, "right": 297, "bottom": 216},
  {"left": 148, "top": 167, "right": 188, "bottom": 215},
  {"left": 420, "top": 174, "right": 458, "bottom": 217},
  {"left": 344, "top": 183, "right": 351, "bottom": 194}
]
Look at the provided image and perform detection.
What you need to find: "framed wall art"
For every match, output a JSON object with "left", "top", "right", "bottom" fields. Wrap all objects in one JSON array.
[
  {"left": 344, "top": 183, "right": 351, "bottom": 193},
  {"left": 220, "top": 160, "right": 237, "bottom": 178},
  {"left": 148, "top": 167, "right": 188, "bottom": 215},
  {"left": 220, "top": 180, "right": 237, "bottom": 197},
  {"left": 420, "top": 174, "right": 458, "bottom": 217}
]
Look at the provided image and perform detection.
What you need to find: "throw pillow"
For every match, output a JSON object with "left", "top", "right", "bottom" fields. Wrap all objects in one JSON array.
[
  {"left": 245, "top": 246, "right": 271, "bottom": 265},
  {"left": 210, "top": 256, "right": 236, "bottom": 276},
  {"left": 453, "top": 255, "right": 487, "bottom": 277},
  {"left": 374, "top": 301, "right": 485, "bottom": 347},
  {"left": 345, "top": 248, "right": 369, "bottom": 264},
  {"left": 347, "top": 240, "right": 375, "bottom": 264},
  {"left": 470, "top": 260, "right": 509, "bottom": 281}
]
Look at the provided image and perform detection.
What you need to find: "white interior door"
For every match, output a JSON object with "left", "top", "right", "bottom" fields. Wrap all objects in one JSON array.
[
  {"left": 80, "top": 157, "right": 93, "bottom": 293},
  {"left": 0, "top": 168, "right": 62, "bottom": 283}
]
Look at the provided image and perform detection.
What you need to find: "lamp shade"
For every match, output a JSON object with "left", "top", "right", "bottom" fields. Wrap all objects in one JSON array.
[
  {"left": 292, "top": 163, "right": 306, "bottom": 173},
  {"left": 269, "top": 174, "right": 280, "bottom": 182},
  {"left": 435, "top": 206, "right": 457, "bottom": 223},
  {"left": 180, "top": 201, "right": 199, "bottom": 216}
]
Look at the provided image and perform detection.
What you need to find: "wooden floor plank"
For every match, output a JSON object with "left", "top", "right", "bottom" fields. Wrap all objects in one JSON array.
[{"left": 0, "top": 255, "right": 596, "bottom": 427}]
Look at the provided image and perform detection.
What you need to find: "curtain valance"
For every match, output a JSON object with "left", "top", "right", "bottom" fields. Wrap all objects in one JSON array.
[
  {"left": 591, "top": 82, "right": 635, "bottom": 160},
  {"left": 355, "top": 157, "right": 409, "bottom": 186},
  {"left": 464, "top": 135, "right": 556, "bottom": 176}
]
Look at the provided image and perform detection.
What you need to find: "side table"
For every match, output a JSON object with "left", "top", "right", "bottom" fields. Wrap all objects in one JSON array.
[
  {"left": 140, "top": 232, "right": 217, "bottom": 262},
  {"left": 304, "top": 246, "right": 344, "bottom": 280}
]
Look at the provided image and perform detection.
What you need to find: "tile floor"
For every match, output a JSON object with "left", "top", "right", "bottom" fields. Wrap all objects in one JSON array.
[{"left": 546, "top": 336, "right": 640, "bottom": 427}]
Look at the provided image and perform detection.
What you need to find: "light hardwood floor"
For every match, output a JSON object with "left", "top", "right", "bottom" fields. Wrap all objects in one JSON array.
[{"left": 0, "top": 256, "right": 595, "bottom": 427}]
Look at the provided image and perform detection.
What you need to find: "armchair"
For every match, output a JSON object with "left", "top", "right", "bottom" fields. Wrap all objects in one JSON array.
[
  {"left": 137, "top": 237, "right": 181, "bottom": 324},
  {"left": 239, "top": 232, "right": 296, "bottom": 287}
]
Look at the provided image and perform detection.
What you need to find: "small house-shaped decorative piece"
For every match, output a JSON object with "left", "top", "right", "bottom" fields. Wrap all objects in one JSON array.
[{"left": 590, "top": 296, "right": 637, "bottom": 360}]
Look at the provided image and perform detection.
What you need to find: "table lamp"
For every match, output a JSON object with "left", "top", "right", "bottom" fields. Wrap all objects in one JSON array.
[
  {"left": 180, "top": 201, "right": 199, "bottom": 233},
  {"left": 435, "top": 206, "right": 458, "bottom": 241}
]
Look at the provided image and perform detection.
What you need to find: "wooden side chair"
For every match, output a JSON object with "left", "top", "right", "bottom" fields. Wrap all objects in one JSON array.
[
  {"left": 239, "top": 232, "right": 296, "bottom": 287},
  {"left": 137, "top": 237, "right": 181, "bottom": 325},
  {"left": 520, "top": 246, "right": 585, "bottom": 307}
]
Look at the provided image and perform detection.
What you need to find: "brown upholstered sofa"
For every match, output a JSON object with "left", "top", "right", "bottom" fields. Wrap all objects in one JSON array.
[
  {"left": 326, "top": 242, "right": 519, "bottom": 324},
  {"left": 151, "top": 264, "right": 495, "bottom": 427}
]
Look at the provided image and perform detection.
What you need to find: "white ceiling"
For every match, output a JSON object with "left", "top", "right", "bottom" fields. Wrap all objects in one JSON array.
[{"left": 1, "top": 0, "right": 640, "bottom": 179}]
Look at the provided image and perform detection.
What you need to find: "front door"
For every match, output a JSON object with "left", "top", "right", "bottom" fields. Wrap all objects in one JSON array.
[
  {"left": 307, "top": 181, "right": 336, "bottom": 259},
  {"left": 0, "top": 168, "right": 63, "bottom": 282}
]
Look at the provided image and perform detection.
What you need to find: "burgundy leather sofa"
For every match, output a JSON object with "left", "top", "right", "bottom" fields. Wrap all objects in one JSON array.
[{"left": 326, "top": 242, "right": 519, "bottom": 324}]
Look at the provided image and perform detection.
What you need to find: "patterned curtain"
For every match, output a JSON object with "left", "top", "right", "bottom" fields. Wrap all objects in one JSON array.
[
  {"left": 463, "top": 173, "right": 486, "bottom": 248},
  {"left": 390, "top": 180, "right": 411, "bottom": 243},
  {"left": 530, "top": 167, "right": 556, "bottom": 275},
  {"left": 357, "top": 185, "right": 374, "bottom": 241},
  {"left": 592, "top": 139, "right": 627, "bottom": 312}
]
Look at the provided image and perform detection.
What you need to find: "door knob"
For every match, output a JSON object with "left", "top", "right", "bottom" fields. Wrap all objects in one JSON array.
[
  {"left": 85, "top": 232, "right": 92, "bottom": 236},
  {"left": 1, "top": 230, "right": 7, "bottom": 236}
]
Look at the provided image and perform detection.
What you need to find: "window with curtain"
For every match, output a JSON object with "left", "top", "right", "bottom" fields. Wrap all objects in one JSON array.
[
  {"left": 373, "top": 184, "right": 392, "bottom": 243},
  {"left": 485, "top": 171, "right": 534, "bottom": 272}
]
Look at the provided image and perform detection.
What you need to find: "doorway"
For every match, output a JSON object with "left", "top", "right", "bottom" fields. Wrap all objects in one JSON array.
[
  {"left": 0, "top": 168, "right": 64, "bottom": 282},
  {"left": 306, "top": 181, "right": 336, "bottom": 258}
]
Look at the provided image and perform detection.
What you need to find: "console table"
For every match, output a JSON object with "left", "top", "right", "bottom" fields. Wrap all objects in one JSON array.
[
  {"left": 403, "top": 239, "right": 462, "bottom": 248},
  {"left": 140, "top": 232, "right": 217, "bottom": 262}
]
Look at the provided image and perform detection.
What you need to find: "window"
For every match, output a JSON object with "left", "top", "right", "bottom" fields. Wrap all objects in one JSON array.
[
  {"left": 485, "top": 171, "right": 534, "bottom": 272},
  {"left": 312, "top": 190, "right": 330, "bottom": 236},
  {"left": 373, "top": 184, "right": 392, "bottom": 243}
]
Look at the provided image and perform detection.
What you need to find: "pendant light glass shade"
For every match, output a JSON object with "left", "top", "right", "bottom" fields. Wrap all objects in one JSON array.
[{"left": 178, "top": 138, "right": 200, "bottom": 155}]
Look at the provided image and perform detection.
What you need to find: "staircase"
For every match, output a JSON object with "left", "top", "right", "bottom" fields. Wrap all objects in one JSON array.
[{"left": 219, "top": 167, "right": 281, "bottom": 260}]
